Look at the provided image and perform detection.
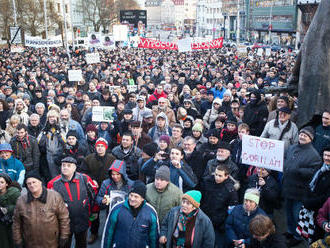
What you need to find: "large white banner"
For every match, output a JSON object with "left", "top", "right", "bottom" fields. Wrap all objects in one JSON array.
[
  {"left": 242, "top": 135, "right": 284, "bottom": 172},
  {"left": 25, "top": 35, "right": 62, "bottom": 47},
  {"left": 68, "top": 70, "right": 83, "bottom": 82}
]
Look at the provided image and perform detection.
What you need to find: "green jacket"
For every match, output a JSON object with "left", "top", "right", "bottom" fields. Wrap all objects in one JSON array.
[
  {"left": 146, "top": 182, "right": 182, "bottom": 223},
  {"left": 0, "top": 186, "right": 21, "bottom": 248}
]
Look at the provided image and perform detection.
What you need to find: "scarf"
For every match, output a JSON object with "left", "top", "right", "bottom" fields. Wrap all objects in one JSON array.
[
  {"left": 309, "top": 163, "right": 330, "bottom": 192},
  {"left": 17, "top": 135, "right": 30, "bottom": 150},
  {"left": 173, "top": 209, "right": 198, "bottom": 247}
]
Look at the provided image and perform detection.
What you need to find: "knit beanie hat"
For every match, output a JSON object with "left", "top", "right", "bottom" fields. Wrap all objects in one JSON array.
[
  {"left": 300, "top": 126, "right": 315, "bottom": 140},
  {"left": 192, "top": 123, "right": 203, "bottom": 133},
  {"left": 24, "top": 170, "right": 43, "bottom": 186},
  {"left": 86, "top": 124, "right": 98, "bottom": 134},
  {"left": 66, "top": 130, "right": 78, "bottom": 139},
  {"left": 129, "top": 180, "right": 146, "bottom": 199},
  {"left": 159, "top": 135, "right": 170, "bottom": 146},
  {"left": 155, "top": 166, "right": 170, "bottom": 182},
  {"left": 0, "top": 143, "right": 13, "bottom": 153},
  {"left": 95, "top": 137, "right": 108, "bottom": 150},
  {"left": 182, "top": 190, "right": 202, "bottom": 208},
  {"left": 206, "top": 129, "right": 220, "bottom": 139},
  {"left": 142, "top": 142, "right": 158, "bottom": 157},
  {"left": 244, "top": 191, "right": 260, "bottom": 205}
]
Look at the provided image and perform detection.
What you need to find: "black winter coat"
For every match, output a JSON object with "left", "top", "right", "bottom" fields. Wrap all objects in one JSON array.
[
  {"left": 184, "top": 149, "right": 206, "bottom": 182},
  {"left": 283, "top": 143, "right": 321, "bottom": 201},
  {"left": 242, "top": 100, "right": 268, "bottom": 136},
  {"left": 249, "top": 233, "right": 287, "bottom": 248},
  {"left": 200, "top": 176, "right": 238, "bottom": 232},
  {"left": 248, "top": 174, "right": 281, "bottom": 215},
  {"left": 204, "top": 157, "right": 239, "bottom": 180}
]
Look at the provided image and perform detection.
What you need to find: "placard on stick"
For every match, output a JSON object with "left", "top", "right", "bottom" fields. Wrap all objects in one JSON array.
[
  {"left": 92, "top": 106, "right": 115, "bottom": 122},
  {"left": 85, "top": 53, "right": 100, "bottom": 64},
  {"left": 242, "top": 135, "right": 284, "bottom": 172},
  {"left": 68, "top": 70, "right": 83, "bottom": 82}
]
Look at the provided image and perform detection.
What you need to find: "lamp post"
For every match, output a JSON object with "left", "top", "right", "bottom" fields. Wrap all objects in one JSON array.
[
  {"left": 237, "top": 0, "right": 240, "bottom": 46},
  {"left": 61, "top": 0, "right": 70, "bottom": 59},
  {"left": 43, "top": 0, "right": 49, "bottom": 54},
  {"left": 12, "top": 0, "right": 17, "bottom": 26}
]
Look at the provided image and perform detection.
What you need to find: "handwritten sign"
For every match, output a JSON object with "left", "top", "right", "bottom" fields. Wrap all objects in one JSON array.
[
  {"left": 127, "top": 85, "right": 138, "bottom": 93},
  {"left": 68, "top": 70, "right": 83, "bottom": 82},
  {"left": 92, "top": 106, "right": 115, "bottom": 122},
  {"left": 109, "top": 86, "right": 121, "bottom": 93},
  {"left": 242, "top": 135, "right": 284, "bottom": 172},
  {"left": 85, "top": 53, "right": 100, "bottom": 64},
  {"left": 265, "top": 48, "right": 271, "bottom": 56}
]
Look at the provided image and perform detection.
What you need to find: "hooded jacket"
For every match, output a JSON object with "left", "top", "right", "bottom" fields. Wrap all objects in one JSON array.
[
  {"left": 148, "top": 112, "right": 172, "bottom": 143},
  {"left": 0, "top": 156, "right": 25, "bottom": 185},
  {"left": 12, "top": 99, "right": 30, "bottom": 126},
  {"left": 96, "top": 160, "right": 133, "bottom": 208},
  {"left": 132, "top": 97, "right": 151, "bottom": 122},
  {"left": 152, "top": 105, "right": 176, "bottom": 127},
  {"left": 203, "top": 98, "right": 222, "bottom": 130}
]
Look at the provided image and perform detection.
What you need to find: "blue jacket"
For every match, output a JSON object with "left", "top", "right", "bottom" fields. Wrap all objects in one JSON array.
[
  {"left": 0, "top": 156, "right": 25, "bottom": 185},
  {"left": 211, "top": 86, "right": 226, "bottom": 99},
  {"left": 225, "top": 205, "right": 267, "bottom": 245},
  {"left": 102, "top": 199, "right": 159, "bottom": 248},
  {"left": 313, "top": 124, "right": 330, "bottom": 155},
  {"left": 96, "top": 160, "right": 133, "bottom": 208},
  {"left": 68, "top": 119, "right": 85, "bottom": 143},
  {"left": 141, "top": 159, "right": 197, "bottom": 192}
]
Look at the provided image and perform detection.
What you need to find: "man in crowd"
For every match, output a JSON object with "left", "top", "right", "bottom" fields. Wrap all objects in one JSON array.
[
  {"left": 313, "top": 110, "right": 330, "bottom": 155},
  {"left": 102, "top": 180, "right": 159, "bottom": 248},
  {"left": 13, "top": 171, "right": 70, "bottom": 248}
]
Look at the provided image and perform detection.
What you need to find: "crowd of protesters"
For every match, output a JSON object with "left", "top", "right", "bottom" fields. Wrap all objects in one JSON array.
[{"left": 0, "top": 45, "right": 329, "bottom": 248}]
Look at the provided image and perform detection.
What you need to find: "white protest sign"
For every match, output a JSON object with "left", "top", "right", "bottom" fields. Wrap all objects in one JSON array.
[
  {"left": 237, "top": 45, "right": 247, "bottom": 55},
  {"left": 113, "top": 25, "right": 129, "bottom": 42},
  {"left": 257, "top": 48, "right": 263, "bottom": 56},
  {"left": 10, "top": 45, "right": 24, "bottom": 53},
  {"left": 25, "top": 35, "right": 62, "bottom": 47},
  {"left": 177, "top": 38, "right": 192, "bottom": 53},
  {"left": 127, "top": 85, "right": 138, "bottom": 93},
  {"left": 68, "top": 70, "right": 83, "bottom": 82},
  {"left": 242, "top": 135, "right": 284, "bottom": 172},
  {"left": 109, "top": 86, "right": 121, "bottom": 93},
  {"left": 88, "top": 33, "right": 102, "bottom": 47},
  {"left": 92, "top": 106, "right": 115, "bottom": 122},
  {"left": 85, "top": 53, "right": 100, "bottom": 64},
  {"left": 265, "top": 48, "right": 271, "bottom": 56}
]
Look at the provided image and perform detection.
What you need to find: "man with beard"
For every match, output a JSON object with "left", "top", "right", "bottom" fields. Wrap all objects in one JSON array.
[
  {"left": 130, "top": 121, "right": 152, "bottom": 149},
  {"left": 10, "top": 124, "right": 40, "bottom": 173},
  {"left": 152, "top": 97, "right": 176, "bottom": 127},
  {"left": 37, "top": 109, "right": 66, "bottom": 182},
  {"left": 204, "top": 141, "right": 239, "bottom": 180},
  {"left": 11, "top": 99, "right": 30, "bottom": 126},
  {"left": 60, "top": 109, "right": 85, "bottom": 143}
]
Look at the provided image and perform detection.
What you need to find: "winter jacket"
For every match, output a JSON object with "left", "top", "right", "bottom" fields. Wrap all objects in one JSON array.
[
  {"left": 27, "top": 124, "right": 42, "bottom": 138},
  {"left": 313, "top": 124, "right": 330, "bottom": 155},
  {"left": 148, "top": 112, "right": 173, "bottom": 143},
  {"left": 160, "top": 206, "right": 215, "bottom": 248},
  {"left": 82, "top": 153, "right": 116, "bottom": 186},
  {"left": 96, "top": 160, "right": 133, "bottom": 208},
  {"left": 0, "top": 157, "right": 25, "bottom": 185},
  {"left": 225, "top": 205, "right": 267, "bottom": 245},
  {"left": 242, "top": 100, "right": 269, "bottom": 136},
  {"left": 211, "top": 86, "right": 226, "bottom": 99},
  {"left": 10, "top": 134, "right": 40, "bottom": 172},
  {"left": 204, "top": 157, "right": 239, "bottom": 180},
  {"left": 316, "top": 197, "right": 330, "bottom": 229},
  {"left": 203, "top": 98, "right": 222, "bottom": 130},
  {"left": 184, "top": 149, "right": 206, "bottom": 182},
  {"left": 146, "top": 182, "right": 183, "bottom": 223},
  {"left": 200, "top": 176, "right": 238, "bottom": 232},
  {"left": 12, "top": 189, "right": 70, "bottom": 248},
  {"left": 67, "top": 119, "right": 85, "bottom": 143},
  {"left": 248, "top": 174, "right": 281, "bottom": 215},
  {"left": 141, "top": 159, "right": 197, "bottom": 192},
  {"left": 152, "top": 107, "right": 176, "bottom": 127},
  {"left": 111, "top": 145, "right": 142, "bottom": 180},
  {"left": 199, "top": 141, "right": 219, "bottom": 163},
  {"left": 283, "top": 142, "right": 322, "bottom": 201},
  {"left": 261, "top": 119, "right": 299, "bottom": 150},
  {"left": 0, "top": 186, "right": 21, "bottom": 248},
  {"left": 47, "top": 172, "right": 97, "bottom": 233},
  {"left": 132, "top": 99, "right": 151, "bottom": 122},
  {"left": 250, "top": 233, "right": 287, "bottom": 248},
  {"left": 102, "top": 199, "right": 159, "bottom": 248}
]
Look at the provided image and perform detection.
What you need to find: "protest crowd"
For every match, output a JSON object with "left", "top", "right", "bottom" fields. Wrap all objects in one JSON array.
[{"left": 0, "top": 45, "right": 329, "bottom": 248}]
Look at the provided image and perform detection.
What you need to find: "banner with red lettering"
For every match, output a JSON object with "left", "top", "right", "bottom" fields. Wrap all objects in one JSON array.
[{"left": 138, "top": 37, "right": 223, "bottom": 50}]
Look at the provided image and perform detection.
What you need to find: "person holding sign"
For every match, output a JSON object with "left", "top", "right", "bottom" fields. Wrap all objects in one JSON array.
[{"left": 282, "top": 126, "right": 322, "bottom": 247}]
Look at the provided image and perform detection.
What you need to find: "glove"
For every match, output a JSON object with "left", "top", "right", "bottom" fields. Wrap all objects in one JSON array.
[
  {"left": 59, "top": 238, "right": 69, "bottom": 248},
  {"left": 0, "top": 207, "right": 8, "bottom": 215}
]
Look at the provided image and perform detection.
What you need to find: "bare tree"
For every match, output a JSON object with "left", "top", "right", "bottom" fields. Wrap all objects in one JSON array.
[
  {"left": 78, "top": 0, "right": 140, "bottom": 32},
  {"left": 0, "top": 0, "right": 13, "bottom": 41}
]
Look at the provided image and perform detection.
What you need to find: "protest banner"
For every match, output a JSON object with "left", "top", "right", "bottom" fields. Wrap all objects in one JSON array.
[
  {"left": 177, "top": 38, "right": 192, "bottom": 53},
  {"left": 237, "top": 45, "right": 247, "bottom": 56},
  {"left": 138, "top": 37, "right": 223, "bottom": 50},
  {"left": 113, "top": 25, "right": 129, "bottom": 42},
  {"left": 25, "top": 35, "right": 62, "bottom": 48},
  {"left": 109, "top": 86, "right": 121, "bottom": 93},
  {"left": 85, "top": 53, "right": 100, "bottom": 64},
  {"left": 10, "top": 45, "right": 24, "bottom": 53},
  {"left": 103, "top": 35, "right": 115, "bottom": 49},
  {"left": 257, "top": 48, "right": 264, "bottom": 56},
  {"left": 68, "top": 70, "right": 83, "bottom": 82},
  {"left": 127, "top": 85, "right": 138, "bottom": 93},
  {"left": 241, "top": 135, "right": 284, "bottom": 172},
  {"left": 92, "top": 106, "right": 115, "bottom": 122},
  {"left": 88, "top": 33, "right": 101, "bottom": 47},
  {"left": 265, "top": 48, "right": 271, "bottom": 56}
]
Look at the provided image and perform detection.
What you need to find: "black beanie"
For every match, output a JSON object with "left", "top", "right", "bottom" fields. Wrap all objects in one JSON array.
[
  {"left": 24, "top": 170, "right": 43, "bottom": 186},
  {"left": 142, "top": 142, "right": 158, "bottom": 157},
  {"left": 129, "top": 180, "right": 146, "bottom": 199},
  {"left": 66, "top": 130, "right": 78, "bottom": 139}
]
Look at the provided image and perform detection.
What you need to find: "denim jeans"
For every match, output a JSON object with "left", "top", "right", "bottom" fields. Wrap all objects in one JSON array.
[{"left": 286, "top": 198, "right": 303, "bottom": 240}]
